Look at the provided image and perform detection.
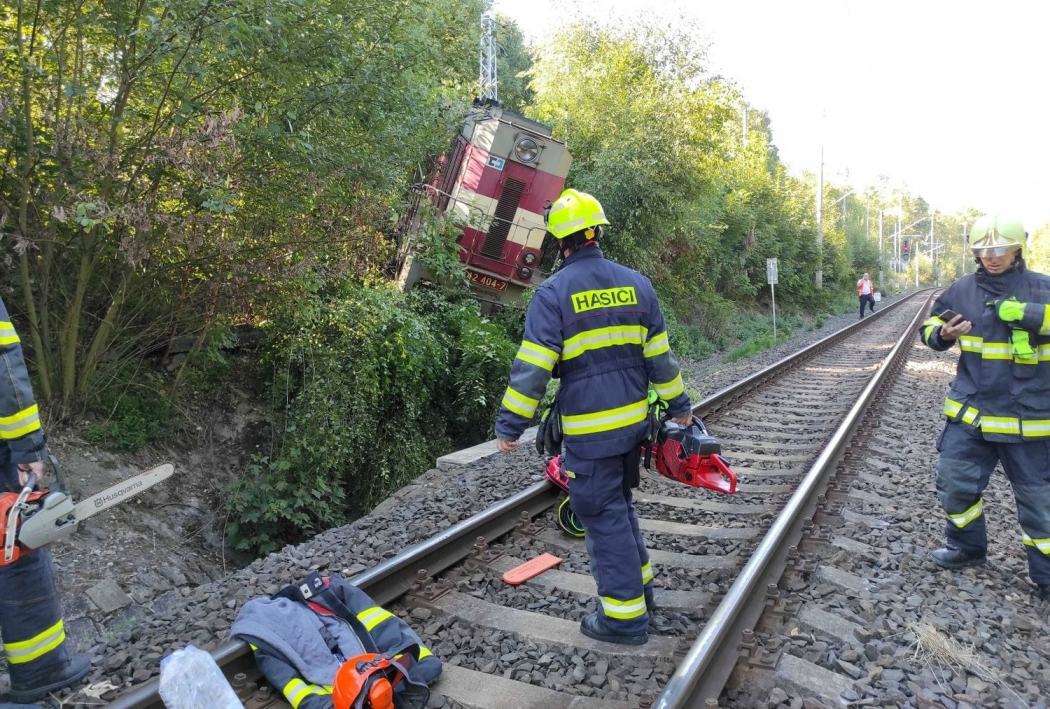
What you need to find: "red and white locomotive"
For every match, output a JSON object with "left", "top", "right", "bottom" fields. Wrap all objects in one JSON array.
[{"left": 396, "top": 101, "right": 572, "bottom": 305}]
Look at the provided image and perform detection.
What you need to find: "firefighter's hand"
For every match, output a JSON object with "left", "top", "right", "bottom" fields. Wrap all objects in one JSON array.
[
  {"left": 671, "top": 413, "right": 693, "bottom": 426},
  {"left": 496, "top": 438, "right": 518, "bottom": 454},
  {"left": 939, "top": 314, "right": 972, "bottom": 341},
  {"left": 16, "top": 460, "right": 45, "bottom": 487},
  {"left": 997, "top": 298, "right": 1027, "bottom": 323}
]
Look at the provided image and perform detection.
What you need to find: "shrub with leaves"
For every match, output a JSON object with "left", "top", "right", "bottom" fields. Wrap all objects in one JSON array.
[{"left": 226, "top": 282, "right": 515, "bottom": 555}]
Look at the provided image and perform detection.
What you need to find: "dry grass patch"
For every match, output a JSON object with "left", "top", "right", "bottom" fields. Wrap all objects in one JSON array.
[
  {"left": 909, "top": 619, "right": 1024, "bottom": 704},
  {"left": 909, "top": 620, "right": 997, "bottom": 682}
]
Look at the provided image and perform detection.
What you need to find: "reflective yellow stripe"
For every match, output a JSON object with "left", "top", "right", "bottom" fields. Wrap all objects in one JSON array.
[
  {"left": 0, "top": 404, "right": 41, "bottom": 440},
  {"left": 282, "top": 678, "right": 332, "bottom": 708},
  {"left": 501, "top": 386, "right": 540, "bottom": 419},
  {"left": 1039, "top": 344, "right": 1050, "bottom": 361},
  {"left": 561, "top": 325, "right": 647, "bottom": 361},
  {"left": 1022, "top": 420, "right": 1050, "bottom": 438},
  {"left": 419, "top": 645, "right": 433, "bottom": 659},
  {"left": 1041, "top": 305, "right": 1050, "bottom": 335},
  {"left": 981, "top": 416, "right": 1020, "bottom": 435},
  {"left": 945, "top": 401, "right": 1050, "bottom": 436},
  {"left": 601, "top": 594, "right": 647, "bottom": 619},
  {"left": 0, "top": 321, "right": 18, "bottom": 346},
  {"left": 561, "top": 398, "right": 648, "bottom": 436},
  {"left": 641, "top": 561, "right": 654, "bottom": 585},
  {"left": 249, "top": 643, "right": 259, "bottom": 651},
  {"left": 357, "top": 605, "right": 395, "bottom": 632},
  {"left": 922, "top": 316, "right": 945, "bottom": 343},
  {"left": 4, "top": 620, "right": 64, "bottom": 664},
  {"left": 643, "top": 331, "right": 670, "bottom": 358},
  {"left": 948, "top": 499, "right": 983, "bottom": 529},
  {"left": 652, "top": 373, "right": 685, "bottom": 400},
  {"left": 958, "top": 335, "right": 982, "bottom": 353},
  {"left": 981, "top": 342, "right": 1013, "bottom": 360},
  {"left": 1022, "top": 533, "right": 1050, "bottom": 554},
  {"left": 516, "top": 340, "right": 559, "bottom": 372},
  {"left": 283, "top": 678, "right": 309, "bottom": 707}
]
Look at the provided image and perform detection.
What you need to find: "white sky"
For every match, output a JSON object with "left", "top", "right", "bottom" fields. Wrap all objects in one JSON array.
[{"left": 492, "top": 0, "right": 1050, "bottom": 228}]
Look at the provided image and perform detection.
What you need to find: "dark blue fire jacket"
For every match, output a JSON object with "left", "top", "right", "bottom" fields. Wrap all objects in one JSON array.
[
  {"left": 920, "top": 265, "right": 1050, "bottom": 441},
  {"left": 495, "top": 246, "right": 691, "bottom": 458},
  {"left": 0, "top": 297, "right": 45, "bottom": 464}
]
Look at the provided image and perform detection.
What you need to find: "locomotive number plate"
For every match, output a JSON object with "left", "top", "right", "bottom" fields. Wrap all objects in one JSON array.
[{"left": 467, "top": 270, "right": 508, "bottom": 291}]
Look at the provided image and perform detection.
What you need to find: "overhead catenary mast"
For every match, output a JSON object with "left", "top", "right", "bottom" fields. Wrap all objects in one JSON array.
[{"left": 479, "top": 12, "right": 498, "bottom": 102}]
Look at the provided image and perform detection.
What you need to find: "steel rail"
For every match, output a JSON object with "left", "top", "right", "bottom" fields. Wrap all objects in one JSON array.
[
  {"left": 653, "top": 290, "right": 935, "bottom": 708},
  {"left": 113, "top": 291, "right": 927, "bottom": 708},
  {"left": 111, "top": 481, "right": 562, "bottom": 708}
]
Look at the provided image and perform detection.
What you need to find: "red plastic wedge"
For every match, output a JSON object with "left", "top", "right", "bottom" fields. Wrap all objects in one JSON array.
[{"left": 502, "top": 552, "right": 563, "bottom": 586}]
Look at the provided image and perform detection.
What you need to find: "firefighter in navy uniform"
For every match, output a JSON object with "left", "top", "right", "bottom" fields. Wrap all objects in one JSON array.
[
  {"left": 919, "top": 215, "right": 1050, "bottom": 599},
  {"left": 0, "top": 297, "right": 90, "bottom": 702},
  {"left": 494, "top": 189, "right": 692, "bottom": 645}
]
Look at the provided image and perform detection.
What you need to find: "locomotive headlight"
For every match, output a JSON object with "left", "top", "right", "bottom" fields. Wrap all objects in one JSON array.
[
  {"left": 513, "top": 137, "right": 541, "bottom": 163},
  {"left": 518, "top": 266, "right": 533, "bottom": 280},
  {"left": 522, "top": 252, "right": 537, "bottom": 266}
]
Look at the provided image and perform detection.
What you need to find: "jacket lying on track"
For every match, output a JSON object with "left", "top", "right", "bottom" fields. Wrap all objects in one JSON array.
[
  {"left": 495, "top": 245, "right": 691, "bottom": 459},
  {"left": 231, "top": 574, "right": 440, "bottom": 709},
  {"left": 920, "top": 263, "right": 1050, "bottom": 441},
  {"left": 0, "top": 297, "right": 45, "bottom": 465}
]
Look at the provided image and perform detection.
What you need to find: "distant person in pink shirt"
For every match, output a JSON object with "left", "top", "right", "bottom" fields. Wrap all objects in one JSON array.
[{"left": 857, "top": 272, "right": 876, "bottom": 319}]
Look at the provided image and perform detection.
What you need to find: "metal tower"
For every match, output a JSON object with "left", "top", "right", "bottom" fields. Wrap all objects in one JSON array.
[{"left": 479, "top": 12, "right": 498, "bottom": 102}]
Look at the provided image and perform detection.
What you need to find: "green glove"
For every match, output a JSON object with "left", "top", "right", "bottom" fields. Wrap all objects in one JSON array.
[
  {"left": 998, "top": 297, "right": 1026, "bottom": 323},
  {"left": 1011, "top": 328, "right": 1036, "bottom": 359}
]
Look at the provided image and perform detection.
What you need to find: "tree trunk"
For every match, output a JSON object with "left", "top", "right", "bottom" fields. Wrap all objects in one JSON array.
[{"left": 77, "top": 277, "right": 129, "bottom": 399}]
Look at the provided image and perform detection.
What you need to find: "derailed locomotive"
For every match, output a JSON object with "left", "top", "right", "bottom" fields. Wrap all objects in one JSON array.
[{"left": 396, "top": 102, "right": 572, "bottom": 305}]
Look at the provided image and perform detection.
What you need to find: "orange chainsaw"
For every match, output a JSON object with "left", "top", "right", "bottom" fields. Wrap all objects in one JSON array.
[{"left": 0, "top": 457, "right": 175, "bottom": 566}]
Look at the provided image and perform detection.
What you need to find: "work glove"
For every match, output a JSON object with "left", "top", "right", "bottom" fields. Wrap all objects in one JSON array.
[
  {"left": 1011, "top": 328, "right": 1036, "bottom": 360},
  {"left": 996, "top": 297, "right": 1027, "bottom": 323}
]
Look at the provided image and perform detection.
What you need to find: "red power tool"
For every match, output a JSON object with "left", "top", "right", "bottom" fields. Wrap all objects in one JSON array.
[
  {"left": 649, "top": 416, "right": 737, "bottom": 494},
  {"left": 544, "top": 414, "right": 737, "bottom": 537}
]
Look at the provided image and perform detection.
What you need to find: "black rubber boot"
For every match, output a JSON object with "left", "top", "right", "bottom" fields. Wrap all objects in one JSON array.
[
  {"left": 579, "top": 611, "right": 648, "bottom": 645},
  {"left": 1036, "top": 585, "right": 1050, "bottom": 601},
  {"left": 6, "top": 653, "right": 89, "bottom": 703},
  {"left": 930, "top": 546, "right": 986, "bottom": 570}
]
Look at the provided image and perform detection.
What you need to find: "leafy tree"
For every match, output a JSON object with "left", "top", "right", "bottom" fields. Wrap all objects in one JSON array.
[
  {"left": 1, "top": 0, "right": 482, "bottom": 411},
  {"left": 494, "top": 15, "right": 534, "bottom": 113}
]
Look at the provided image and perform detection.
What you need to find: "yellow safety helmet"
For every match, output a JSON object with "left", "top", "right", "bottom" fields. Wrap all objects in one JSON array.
[
  {"left": 970, "top": 215, "right": 1025, "bottom": 257},
  {"left": 544, "top": 189, "right": 610, "bottom": 240}
]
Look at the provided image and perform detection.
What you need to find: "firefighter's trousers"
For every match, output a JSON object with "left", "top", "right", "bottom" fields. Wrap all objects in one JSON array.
[
  {"left": 0, "top": 457, "right": 77, "bottom": 693},
  {"left": 935, "top": 421, "right": 1050, "bottom": 585},
  {"left": 565, "top": 449, "right": 652, "bottom": 634}
]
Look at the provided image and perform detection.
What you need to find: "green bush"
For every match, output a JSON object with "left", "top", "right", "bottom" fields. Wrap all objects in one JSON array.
[
  {"left": 725, "top": 335, "right": 775, "bottom": 362},
  {"left": 225, "top": 282, "right": 516, "bottom": 556},
  {"left": 83, "top": 369, "right": 175, "bottom": 452},
  {"left": 665, "top": 313, "right": 716, "bottom": 360},
  {"left": 180, "top": 325, "right": 237, "bottom": 390}
]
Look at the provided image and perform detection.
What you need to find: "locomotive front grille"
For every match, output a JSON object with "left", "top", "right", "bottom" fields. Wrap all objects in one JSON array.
[{"left": 481, "top": 177, "right": 526, "bottom": 259}]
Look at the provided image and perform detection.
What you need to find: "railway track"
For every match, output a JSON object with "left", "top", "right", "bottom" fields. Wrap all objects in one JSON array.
[{"left": 111, "top": 291, "right": 932, "bottom": 708}]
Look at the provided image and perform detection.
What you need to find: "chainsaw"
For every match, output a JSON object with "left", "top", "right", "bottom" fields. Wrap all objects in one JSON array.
[
  {"left": 0, "top": 456, "right": 175, "bottom": 566},
  {"left": 544, "top": 413, "right": 738, "bottom": 537}
]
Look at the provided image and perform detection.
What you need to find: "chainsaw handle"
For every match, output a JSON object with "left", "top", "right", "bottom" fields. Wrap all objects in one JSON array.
[
  {"left": 47, "top": 453, "right": 68, "bottom": 493},
  {"left": 20, "top": 473, "right": 37, "bottom": 493}
]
